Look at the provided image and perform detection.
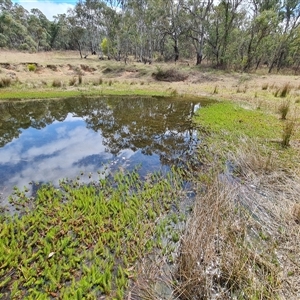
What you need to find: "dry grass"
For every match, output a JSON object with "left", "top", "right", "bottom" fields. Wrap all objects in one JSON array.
[
  {"left": 69, "top": 76, "right": 77, "bottom": 86},
  {"left": 278, "top": 100, "right": 290, "bottom": 120},
  {"left": 175, "top": 137, "right": 300, "bottom": 299},
  {"left": 0, "top": 77, "right": 12, "bottom": 88},
  {"left": 282, "top": 120, "right": 296, "bottom": 147},
  {"left": 152, "top": 67, "right": 188, "bottom": 82},
  {"left": 52, "top": 79, "right": 62, "bottom": 87}
]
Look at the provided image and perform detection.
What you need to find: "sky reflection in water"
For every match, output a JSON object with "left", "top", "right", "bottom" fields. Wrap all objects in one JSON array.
[{"left": 0, "top": 96, "right": 207, "bottom": 206}]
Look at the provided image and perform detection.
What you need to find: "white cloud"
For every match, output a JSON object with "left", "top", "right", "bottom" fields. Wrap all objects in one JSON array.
[
  {"left": 13, "top": 0, "right": 75, "bottom": 21},
  {"left": 0, "top": 121, "right": 136, "bottom": 204}
]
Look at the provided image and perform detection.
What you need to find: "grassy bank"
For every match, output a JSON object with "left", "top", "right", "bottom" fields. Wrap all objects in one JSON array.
[
  {"left": 0, "top": 85, "right": 170, "bottom": 101},
  {"left": 175, "top": 101, "right": 300, "bottom": 299}
]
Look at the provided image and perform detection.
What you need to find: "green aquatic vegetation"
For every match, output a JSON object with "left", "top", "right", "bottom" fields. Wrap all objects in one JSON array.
[{"left": 0, "top": 169, "right": 183, "bottom": 299}]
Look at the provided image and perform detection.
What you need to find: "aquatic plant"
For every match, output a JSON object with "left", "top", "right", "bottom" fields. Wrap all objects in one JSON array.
[{"left": 0, "top": 168, "right": 184, "bottom": 299}]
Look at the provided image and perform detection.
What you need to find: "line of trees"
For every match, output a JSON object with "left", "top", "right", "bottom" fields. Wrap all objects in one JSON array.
[{"left": 1, "top": 0, "right": 300, "bottom": 72}]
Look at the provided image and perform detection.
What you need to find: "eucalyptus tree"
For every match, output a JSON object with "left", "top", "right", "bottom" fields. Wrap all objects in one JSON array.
[
  {"left": 242, "top": 8, "right": 280, "bottom": 71},
  {"left": 181, "top": 0, "right": 213, "bottom": 64},
  {"left": 206, "top": 0, "right": 244, "bottom": 68},
  {"left": 123, "top": 0, "right": 158, "bottom": 62},
  {"left": 0, "top": 3, "right": 36, "bottom": 51},
  {"left": 28, "top": 9, "right": 51, "bottom": 51},
  {"left": 268, "top": 0, "right": 300, "bottom": 72},
  {"left": 151, "top": 0, "right": 187, "bottom": 62},
  {"left": 66, "top": 0, "right": 107, "bottom": 58},
  {"left": 0, "top": 0, "right": 12, "bottom": 12},
  {"left": 100, "top": 4, "right": 122, "bottom": 59}
]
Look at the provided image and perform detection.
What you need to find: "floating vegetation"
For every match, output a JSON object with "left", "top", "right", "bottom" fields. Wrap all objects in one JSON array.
[{"left": 0, "top": 168, "right": 184, "bottom": 299}]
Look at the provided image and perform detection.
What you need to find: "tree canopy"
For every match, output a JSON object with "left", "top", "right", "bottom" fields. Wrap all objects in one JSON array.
[{"left": 1, "top": 0, "right": 300, "bottom": 72}]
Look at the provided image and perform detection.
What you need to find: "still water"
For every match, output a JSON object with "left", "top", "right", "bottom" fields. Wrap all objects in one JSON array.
[{"left": 0, "top": 96, "right": 210, "bottom": 207}]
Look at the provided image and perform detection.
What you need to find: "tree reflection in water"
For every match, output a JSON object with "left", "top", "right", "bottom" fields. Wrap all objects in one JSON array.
[{"left": 0, "top": 96, "right": 212, "bottom": 204}]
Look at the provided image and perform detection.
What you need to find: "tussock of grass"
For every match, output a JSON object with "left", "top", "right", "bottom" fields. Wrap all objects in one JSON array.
[
  {"left": 52, "top": 79, "right": 62, "bottom": 87},
  {"left": 278, "top": 100, "right": 290, "bottom": 120},
  {"left": 0, "top": 77, "right": 12, "bottom": 88},
  {"left": 69, "top": 77, "right": 77, "bottom": 86},
  {"left": 282, "top": 120, "right": 295, "bottom": 147},
  {"left": 152, "top": 67, "right": 188, "bottom": 82},
  {"left": 279, "top": 83, "right": 290, "bottom": 98}
]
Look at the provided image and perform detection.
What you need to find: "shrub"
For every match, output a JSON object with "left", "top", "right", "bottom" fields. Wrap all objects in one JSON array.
[{"left": 27, "top": 64, "right": 36, "bottom": 72}]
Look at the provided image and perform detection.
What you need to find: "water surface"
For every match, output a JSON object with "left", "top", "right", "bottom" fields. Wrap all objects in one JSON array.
[{"left": 0, "top": 96, "right": 210, "bottom": 207}]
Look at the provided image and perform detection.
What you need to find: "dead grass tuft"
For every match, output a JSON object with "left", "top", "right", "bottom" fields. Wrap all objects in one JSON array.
[
  {"left": 69, "top": 77, "right": 77, "bottom": 86},
  {"left": 279, "top": 83, "right": 291, "bottom": 97},
  {"left": 52, "top": 79, "right": 62, "bottom": 87},
  {"left": 278, "top": 100, "right": 290, "bottom": 120},
  {"left": 281, "top": 120, "right": 295, "bottom": 147},
  {"left": 0, "top": 77, "right": 12, "bottom": 88}
]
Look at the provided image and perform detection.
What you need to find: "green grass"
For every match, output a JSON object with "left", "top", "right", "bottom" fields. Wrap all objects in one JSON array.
[
  {"left": 194, "top": 102, "right": 282, "bottom": 142},
  {"left": 0, "top": 169, "right": 183, "bottom": 299},
  {"left": 0, "top": 88, "right": 168, "bottom": 101}
]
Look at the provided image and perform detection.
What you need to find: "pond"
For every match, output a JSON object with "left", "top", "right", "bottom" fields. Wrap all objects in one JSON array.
[{"left": 0, "top": 96, "right": 211, "bottom": 209}]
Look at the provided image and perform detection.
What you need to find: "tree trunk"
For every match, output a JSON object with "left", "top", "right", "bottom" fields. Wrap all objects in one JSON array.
[
  {"left": 77, "top": 41, "right": 83, "bottom": 59},
  {"left": 174, "top": 38, "right": 179, "bottom": 63},
  {"left": 196, "top": 51, "right": 202, "bottom": 65}
]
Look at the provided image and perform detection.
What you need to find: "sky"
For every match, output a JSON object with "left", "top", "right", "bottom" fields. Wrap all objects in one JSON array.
[{"left": 12, "top": 0, "right": 76, "bottom": 20}]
